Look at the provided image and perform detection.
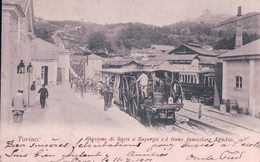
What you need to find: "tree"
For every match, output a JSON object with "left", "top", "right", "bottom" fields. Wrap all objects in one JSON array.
[
  {"left": 214, "top": 32, "right": 259, "bottom": 50},
  {"left": 87, "top": 32, "right": 112, "bottom": 54}
]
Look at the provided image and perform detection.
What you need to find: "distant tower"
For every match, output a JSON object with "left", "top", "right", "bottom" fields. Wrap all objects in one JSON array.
[{"left": 235, "top": 6, "right": 243, "bottom": 48}]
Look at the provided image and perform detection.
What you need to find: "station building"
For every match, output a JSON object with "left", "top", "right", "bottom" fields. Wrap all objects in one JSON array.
[{"left": 219, "top": 39, "right": 260, "bottom": 118}]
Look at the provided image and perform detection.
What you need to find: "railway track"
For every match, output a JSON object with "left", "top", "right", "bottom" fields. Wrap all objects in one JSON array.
[
  {"left": 114, "top": 103, "right": 225, "bottom": 135},
  {"left": 177, "top": 108, "right": 260, "bottom": 136}
]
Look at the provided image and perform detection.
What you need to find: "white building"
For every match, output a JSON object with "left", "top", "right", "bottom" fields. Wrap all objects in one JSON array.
[
  {"left": 2, "top": 0, "right": 35, "bottom": 127},
  {"left": 32, "top": 38, "right": 71, "bottom": 86},
  {"left": 219, "top": 39, "right": 260, "bottom": 118},
  {"left": 85, "top": 54, "right": 104, "bottom": 81}
]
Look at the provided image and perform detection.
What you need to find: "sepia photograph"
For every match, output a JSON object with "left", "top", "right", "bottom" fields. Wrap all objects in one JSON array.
[{"left": 1, "top": 0, "right": 260, "bottom": 161}]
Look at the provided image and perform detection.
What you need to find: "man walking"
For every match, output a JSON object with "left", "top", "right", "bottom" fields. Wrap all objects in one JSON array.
[{"left": 38, "top": 84, "right": 49, "bottom": 108}]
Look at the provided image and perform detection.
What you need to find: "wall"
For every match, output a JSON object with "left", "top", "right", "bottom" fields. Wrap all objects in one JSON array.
[
  {"left": 254, "top": 60, "right": 260, "bottom": 118},
  {"left": 58, "top": 52, "right": 70, "bottom": 81},
  {"left": 224, "top": 60, "right": 249, "bottom": 111},
  {"left": 1, "top": 3, "right": 34, "bottom": 127},
  {"left": 32, "top": 61, "right": 58, "bottom": 87},
  {"left": 85, "top": 59, "right": 103, "bottom": 81},
  {"left": 170, "top": 59, "right": 199, "bottom": 71}
]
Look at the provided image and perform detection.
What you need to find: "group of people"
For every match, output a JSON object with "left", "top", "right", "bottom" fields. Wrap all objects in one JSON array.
[
  {"left": 70, "top": 77, "right": 97, "bottom": 97},
  {"left": 11, "top": 83, "right": 49, "bottom": 122},
  {"left": 70, "top": 77, "right": 114, "bottom": 111}
]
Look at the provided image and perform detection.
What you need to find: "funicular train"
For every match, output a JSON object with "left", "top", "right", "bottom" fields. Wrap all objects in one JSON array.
[
  {"left": 100, "top": 68, "right": 184, "bottom": 126},
  {"left": 178, "top": 71, "right": 215, "bottom": 105}
]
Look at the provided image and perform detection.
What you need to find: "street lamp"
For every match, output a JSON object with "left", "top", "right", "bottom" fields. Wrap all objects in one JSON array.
[
  {"left": 27, "top": 62, "right": 33, "bottom": 73},
  {"left": 17, "top": 60, "right": 25, "bottom": 74},
  {"left": 27, "top": 62, "right": 33, "bottom": 106}
]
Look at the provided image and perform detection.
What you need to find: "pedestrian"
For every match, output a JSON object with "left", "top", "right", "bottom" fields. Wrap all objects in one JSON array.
[
  {"left": 102, "top": 84, "right": 110, "bottom": 111},
  {"left": 83, "top": 80, "right": 87, "bottom": 93},
  {"left": 30, "top": 81, "right": 36, "bottom": 106},
  {"left": 97, "top": 81, "right": 103, "bottom": 98},
  {"left": 12, "top": 90, "right": 26, "bottom": 122},
  {"left": 31, "top": 81, "right": 36, "bottom": 91},
  {"left": 38, "top": 84, "right": 49, "bottom": 108},
  {"left": 80, "top": 81, "right": 84, "bottom": 98},
  {"left": 108, "top": 81, "right": 114, "bottom": 108},
  {"left": 70, "top": 78, "right": 73, "bottom": 89}
]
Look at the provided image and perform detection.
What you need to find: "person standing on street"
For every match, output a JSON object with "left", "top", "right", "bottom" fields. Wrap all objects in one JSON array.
[
  {"left": 12, "top": 90, "right": 27, "bottom": 122},
  {"left": 102, "top": 83, "right": 110, "bottom": 111},
  {"left": 38, "top": 84, "right": 49, "bottom": 108},
  {"left": 108, "top": 81, "right": 114, "bottom": 108},
  {"left": 30, "top": 81, "right": 36, "bottom": 106}
]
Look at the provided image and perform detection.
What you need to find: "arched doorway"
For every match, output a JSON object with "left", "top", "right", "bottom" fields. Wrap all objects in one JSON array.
[{"left": 41, "top": 66, "right": 48, "bottom": 85}]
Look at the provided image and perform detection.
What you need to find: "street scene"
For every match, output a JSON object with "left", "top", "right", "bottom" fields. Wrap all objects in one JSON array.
[
  {"left": 2, "top": 0, "right": 260, "bottom": 162},
  {"left": 2, "top": 0, "right": 260, "bottom": 144}
]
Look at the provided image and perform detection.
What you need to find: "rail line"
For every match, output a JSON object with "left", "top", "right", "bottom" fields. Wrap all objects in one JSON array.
[{"left": 178, "top": 108, "right": 260, "bottom": 135}]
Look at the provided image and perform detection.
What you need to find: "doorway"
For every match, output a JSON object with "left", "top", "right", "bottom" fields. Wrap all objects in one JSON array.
[{"left": 41, "top": 66, "right": 48, "bottom": 85}]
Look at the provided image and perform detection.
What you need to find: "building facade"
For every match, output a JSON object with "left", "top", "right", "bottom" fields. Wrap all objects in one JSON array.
[
  {"left": 1, "top": 0, "right": 35, "bottom": 128},
  {"left": 219, "top": 39, "right": 260, "bottom": 118},
  {"left": 32, "top": 38, "right": 70, "bottom": 86}
]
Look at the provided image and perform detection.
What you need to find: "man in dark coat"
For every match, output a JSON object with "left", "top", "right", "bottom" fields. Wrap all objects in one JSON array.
[{"left": 38, "top": 84, "right": 49, "bottom": 108}]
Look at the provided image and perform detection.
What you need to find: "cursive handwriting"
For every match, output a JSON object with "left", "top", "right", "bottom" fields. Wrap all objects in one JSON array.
[
  {"left": 127, "top": 151, "right": 168, "bottom": 157},
  {"left": 186, "top": 150, "right": 245, "bottom": 160},
  {"left": 5, "top": 149, "right": 28, "bottom": 158}
]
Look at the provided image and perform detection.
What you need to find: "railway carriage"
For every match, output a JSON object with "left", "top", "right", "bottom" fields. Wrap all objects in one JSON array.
[{"left": 100, "top": 68, "right": 184, "bottom": 126}]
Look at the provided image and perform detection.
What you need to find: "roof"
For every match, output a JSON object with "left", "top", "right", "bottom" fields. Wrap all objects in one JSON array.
[
  {"left": 32, "top": 38, "right": 67, "bottom": 61},
  {"left": 219, "top": 39, "right": 260, "bottom": 58},
  {"left": 170, "top": 44, "right": 218, "bottom": 57},
  {"left": 151, "top": 44, "right": 175, "bottom": 51},
  {"left": 99, "top": 68, "right": 176, "bottom": 74},
  {"left": 88, "top": 54, "right": 104, "bottom": 60},
  {"left": 212, "top": 49, "right": 231, "bottom": 56},
  {"left": 184, "top": 44, "right": 218, "bottom": 56},
  {"left": 199, "top": 56, "right": 219, "bottom": 65},
  {"left": 143, "top": 60, "right": 166, "bottom": 66},
  {"left": 6, "top": 0, "right": 29, "bottom": 13},
  {"left": 167, "top": 54, "right": 200, "bottom": 61},
  {"left": 151, "top": 53, "right": 172, "bottom": 61},
  {"left": 103, "top": 59, "right": 143, "bottom": 66},
  {"left": 152, "top": 53, "right": 217, "bottom": 65}
]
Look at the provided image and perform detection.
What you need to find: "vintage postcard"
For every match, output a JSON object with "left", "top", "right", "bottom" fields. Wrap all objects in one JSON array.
[{"left": 1, "top": 0, "right": 260, "bottom": 162}]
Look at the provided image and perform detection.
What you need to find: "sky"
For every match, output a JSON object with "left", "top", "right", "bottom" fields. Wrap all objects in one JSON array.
[{"left": 34, "top": 0, "right": 260, "bottom": 26}]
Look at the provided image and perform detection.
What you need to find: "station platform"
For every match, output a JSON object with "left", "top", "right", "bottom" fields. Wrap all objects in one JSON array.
[{"left": 177, "top": 100, "right": 260, "bottom": 136}]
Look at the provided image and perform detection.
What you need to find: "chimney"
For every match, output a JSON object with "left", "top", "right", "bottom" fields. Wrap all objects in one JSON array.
[{"left": 235, "top": 6, "right": 243, "bottom": 48}]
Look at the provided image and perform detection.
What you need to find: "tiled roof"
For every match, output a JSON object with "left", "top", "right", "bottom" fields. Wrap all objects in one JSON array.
[
  {"left": 219, "top": 39, "right": 260, "bottom": 58},
  {"left": 152, "top": 53, "right": 218, "bottom": 65},
  {"left": 151, "top": 53, "right": 173, "bottom": 61},
  {"left": 184, "top": 44, "right": 218, "bottom": 56},
  {"left": 143, "top": 60, "right": 166, "bottom": 66},
  {"left": 151, "top": 44, "right": 175, "bottom": 51},
  {"left": 167, "top": 54, "right": 199, "bottom": 61},
  {"left": 103, "top": 59, "right": 143, "bottom": 66}
]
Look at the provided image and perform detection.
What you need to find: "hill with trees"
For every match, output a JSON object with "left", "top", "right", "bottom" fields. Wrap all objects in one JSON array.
[{"left": 34, "top": 12, "right": 260, "bottom": 55}]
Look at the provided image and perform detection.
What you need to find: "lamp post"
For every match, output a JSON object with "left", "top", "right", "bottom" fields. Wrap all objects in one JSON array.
[
  {"left": 17, "top": 60, "right": 25, "bottom": 74},
  {"left": 17, "top": 60, "right": 26, "bottom": 93},
  {"left": 27, "top": 62, "right": 33, "bottom": 107}
]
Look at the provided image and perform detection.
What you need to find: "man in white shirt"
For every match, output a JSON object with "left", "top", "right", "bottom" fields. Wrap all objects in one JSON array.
[
  {"left": 136, "top": 73, "right": 149, "bottom": 98},
  {"left": 12, "top": 90, "right": 26, "bottom": 122}
]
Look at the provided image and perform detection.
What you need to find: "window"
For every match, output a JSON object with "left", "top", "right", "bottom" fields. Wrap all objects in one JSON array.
[{"left": 235, "top": 76, "right": 242, "bottom": 88}]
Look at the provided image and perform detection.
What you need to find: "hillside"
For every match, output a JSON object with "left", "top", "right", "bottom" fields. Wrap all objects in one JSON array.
[{"left": 34, "top": 12, "right": 260, "bottom": 54}]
